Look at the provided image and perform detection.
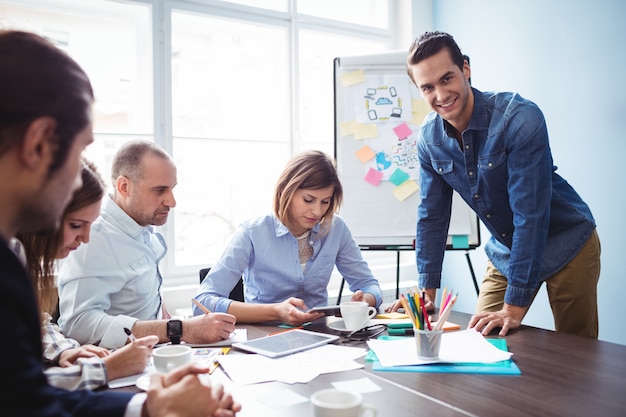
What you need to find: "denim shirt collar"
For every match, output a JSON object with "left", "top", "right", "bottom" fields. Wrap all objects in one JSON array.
[
  {"left": 442, "top": 87, "right": 489, "bottom": 137},
  {"left": 467, "top": 87, "right": 491, "bottom": 131}
]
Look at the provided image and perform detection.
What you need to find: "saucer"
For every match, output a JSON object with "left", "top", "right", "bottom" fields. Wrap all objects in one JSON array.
[
  {"left": 135, "top": 373, "right": 152, "bottom": 391},
  {"left": 327, "top": 320, "right": 367, "bottom": 333}
]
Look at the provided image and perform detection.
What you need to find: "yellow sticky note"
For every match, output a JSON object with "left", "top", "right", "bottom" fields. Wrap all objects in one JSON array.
[
  {"left": 340, "top": 70, "right": 366, "bottom": 87},
  {"left": 353, "top": 123, "right": 379, "bottom": 140},
  {"left": 355, "top": 145, "right": 376, "bottom": 163},
  {"left": 376, "top": 312, "right": 410, "bottom": 319},
  {"left": 340, "top": 120, "right": 357, "bottom": 137},
  {"left": 411, "top": 98, "right": 432, "bottom": 125},
  {"left": 392, "top": 179, "right": 419, "bottom": 202}
]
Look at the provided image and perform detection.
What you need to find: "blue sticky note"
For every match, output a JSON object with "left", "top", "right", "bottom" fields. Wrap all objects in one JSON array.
[
  {"left": 451, "top": 235, "right": 469, "bottom": 249},
  {"left": 389, "top": 168, "right": 410, "bottom": 186}
]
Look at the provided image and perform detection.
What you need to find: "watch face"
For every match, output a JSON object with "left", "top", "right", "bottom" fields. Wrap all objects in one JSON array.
[{"left": 168, "top": 320, "right": 182, "bottom": 337}]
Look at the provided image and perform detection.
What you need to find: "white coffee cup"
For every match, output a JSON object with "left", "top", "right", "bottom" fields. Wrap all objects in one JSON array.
[
  {"left": 340, "top": 301, "right": 377, "bottom": 331},
  {"left": 152, "top": 345, "right": 192, "bottom": 373},
  {"left": 311, "top": 389, "right": 377, "bottom": 417}
]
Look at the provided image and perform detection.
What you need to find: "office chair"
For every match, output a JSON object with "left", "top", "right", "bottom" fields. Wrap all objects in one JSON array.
[{"left": 198, "top": 267, "right": 245, "bottom": 302}]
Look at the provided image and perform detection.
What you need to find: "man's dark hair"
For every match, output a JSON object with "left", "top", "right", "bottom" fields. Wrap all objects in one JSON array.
[
  {"left": 406, "top": 31, "right": 466, "bottom": 82},
  {"left": 0, "top": 30, "right": 94, "bottom": 174}
]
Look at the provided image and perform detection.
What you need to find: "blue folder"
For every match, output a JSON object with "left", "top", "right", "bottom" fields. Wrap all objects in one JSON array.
[{"left": 369, "top": 337, "right": 522, "bottom": 375}]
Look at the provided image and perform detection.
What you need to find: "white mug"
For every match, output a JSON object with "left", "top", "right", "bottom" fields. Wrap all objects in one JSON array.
[
  {"left": 340, "top": 301, "right": 377, "bottom": 331},
  {"left": 311, "top": 389, "right": 377, "bottom": 417},
  {"left": 152, "top": 345, "right": 192, "bottom": 373}
]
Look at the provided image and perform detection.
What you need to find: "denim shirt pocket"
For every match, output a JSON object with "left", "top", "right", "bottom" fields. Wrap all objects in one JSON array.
[
  {"left": 477, "top": 150, "right": 508, "bottom": 195},
  {"left": 477, "top": 150, "right": 506, "bottom": 170},
  {"left": 431, "top": 159, "right": 458, "bottom": 189}
]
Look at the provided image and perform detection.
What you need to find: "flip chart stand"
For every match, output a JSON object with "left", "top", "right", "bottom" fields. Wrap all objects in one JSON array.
[
  {"left": 465, "top": 250, "right": 479, "bottom": 295},
  {"left": 335, "top": 244, "right": 480, "bottom": 305},
  {"left": 335, "top": 245, "right": 413, "bottom": 305}
]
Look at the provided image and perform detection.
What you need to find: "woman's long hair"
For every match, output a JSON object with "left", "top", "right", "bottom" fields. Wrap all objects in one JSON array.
[{"left": 16, "top": 159, "right": 105, "bottom": 316}]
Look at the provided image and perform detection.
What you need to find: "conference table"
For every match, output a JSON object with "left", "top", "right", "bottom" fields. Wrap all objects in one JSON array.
[{"left": 111, "top": 311, "right": 626, "bottom": 417}]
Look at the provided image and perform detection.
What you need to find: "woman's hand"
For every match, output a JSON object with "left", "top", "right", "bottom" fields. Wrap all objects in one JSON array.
[
  {"left": 58, "top": 344, "right": 109, "bottom": 367},
  {"left": 275, "top": 297, "right": 324, "bottom": 326},
  {"left": 350, "top": 290, "right": 376, "bottom": 307},
  {"left": 104, "top": 335, "right": 159, "bottom": 381}
]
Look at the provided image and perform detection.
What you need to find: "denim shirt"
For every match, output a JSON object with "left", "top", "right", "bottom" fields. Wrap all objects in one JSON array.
[
  {"left": 416, "top": 88, "right": 595, "bottom": 307},
  {"left": 194, "top": 214, "right": 382, "bottom": 315}
]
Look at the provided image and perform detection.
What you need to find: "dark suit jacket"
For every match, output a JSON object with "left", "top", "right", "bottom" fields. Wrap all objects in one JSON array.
[{"left": 0, "top": 239, "right": 134, "bottom": 416}]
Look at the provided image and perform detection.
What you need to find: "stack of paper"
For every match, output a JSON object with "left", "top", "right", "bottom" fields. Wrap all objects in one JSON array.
[
  {"left": 217, "top": 344, "right": 367, "bottom": 385},
  {"left": 367, "top": 329, "right": 513, "bottom": 367}
]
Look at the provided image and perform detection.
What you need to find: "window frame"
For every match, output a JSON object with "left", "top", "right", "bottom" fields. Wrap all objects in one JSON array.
[
  {"left": 157, "top": 0, "right": 402, "bottom": 287},
  {"left": 1, "top": 0, "right": 413, "bottom": 290}
]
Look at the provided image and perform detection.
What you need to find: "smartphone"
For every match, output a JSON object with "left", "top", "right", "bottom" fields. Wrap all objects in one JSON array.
[{"left": 307, "top": 305, "right": 342, "bottom": 316}]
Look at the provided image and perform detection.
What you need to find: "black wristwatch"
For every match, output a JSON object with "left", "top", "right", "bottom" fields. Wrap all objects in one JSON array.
[{"left": 167, "top": 319, "right": 183, "bottom": 344}]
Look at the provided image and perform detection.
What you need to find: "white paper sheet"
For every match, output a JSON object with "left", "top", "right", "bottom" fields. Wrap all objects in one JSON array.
[
  {"left": 367, "top": 329, "right": 513, "bottom": 367},
  {"left": 218, "top": 344, "right": 367, "bottom": 385}
]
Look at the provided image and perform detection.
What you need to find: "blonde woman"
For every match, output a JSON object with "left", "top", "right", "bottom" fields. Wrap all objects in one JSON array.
[{"left": 194, "top": 150, "right": 382, "bottom": 326}]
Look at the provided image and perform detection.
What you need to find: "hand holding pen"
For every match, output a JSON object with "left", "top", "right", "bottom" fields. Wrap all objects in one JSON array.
[
  {"left": 192, "top": 299, "right": 212, "bottom": 315},
  {"left": 124, "top": 327, "right": 136, "bottom": 342}
]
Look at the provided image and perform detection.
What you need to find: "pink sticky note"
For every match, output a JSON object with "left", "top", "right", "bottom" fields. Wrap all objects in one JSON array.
[
  {"left": 393, "top": 122, "right": 413, "bottom": 140},
  {"left": 364, "top": 168, "right": 383, "bottom": 186}
]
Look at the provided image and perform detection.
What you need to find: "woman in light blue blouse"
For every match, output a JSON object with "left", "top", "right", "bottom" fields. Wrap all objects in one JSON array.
[{"left": 194, "top": 150, "right": 382, "bottom": 326}]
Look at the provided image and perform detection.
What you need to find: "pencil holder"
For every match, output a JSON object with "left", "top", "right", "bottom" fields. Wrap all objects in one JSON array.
[{"left": 413, "top": 328, "right": 443, "bottom": 360}]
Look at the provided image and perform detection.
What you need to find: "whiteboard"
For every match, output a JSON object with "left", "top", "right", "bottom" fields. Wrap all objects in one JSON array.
[{"left": 333, "top": 51, "right": 480, "bottom": 250}]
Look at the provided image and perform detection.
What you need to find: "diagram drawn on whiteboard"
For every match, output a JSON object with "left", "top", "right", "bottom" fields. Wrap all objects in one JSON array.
[
  {"left": 353, "top": 74, "right": 412, "bottom": 123},
  {"left": 365, "top": 133, "right": 419, "bottom": 181}
]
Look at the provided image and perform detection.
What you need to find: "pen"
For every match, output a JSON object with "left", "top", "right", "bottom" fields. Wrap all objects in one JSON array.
[
  {"left": 192, "top": 299, "right": 212, "bottom": 314},
  {"left": 207, "top": 348, "right": 230, "bottom": 374},
  {"left": 123, "top": 327, "right": 136, "bottom": 342},
  {"left": 388, "top": 328, "right": 414, "bottom": 336}
]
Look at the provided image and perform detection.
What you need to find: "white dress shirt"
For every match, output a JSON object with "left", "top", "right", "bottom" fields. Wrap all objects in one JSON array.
[{"left": 58, "top": 196, "right": 167, "bottom": 349}]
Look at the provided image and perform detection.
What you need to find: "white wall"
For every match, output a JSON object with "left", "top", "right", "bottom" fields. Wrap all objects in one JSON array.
[{"left": 410, "top": 0, "right": 626, "bottom": 345}]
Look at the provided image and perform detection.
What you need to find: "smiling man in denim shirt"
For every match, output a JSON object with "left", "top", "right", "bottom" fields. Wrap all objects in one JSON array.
[{"left": 406, "top": 31, "right": 600, "bottom": 338}]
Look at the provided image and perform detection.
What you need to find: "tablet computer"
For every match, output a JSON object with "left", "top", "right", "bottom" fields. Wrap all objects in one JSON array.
[{"left": 232, "top": 329, "right": 339, "bottom": 358}]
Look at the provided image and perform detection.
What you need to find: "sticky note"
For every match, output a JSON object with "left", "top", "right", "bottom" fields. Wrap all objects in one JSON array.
[
  {"left": 411, "top": 98, "right": 432, "bottom": 125},
  {"left": 340, "top": 70, "right": 366, "bottom": 87},
  {"left": 451, "top": 235, "right": 469, "bottom": 249},
  {"left": 364, "top": 168, "right": 383, "bottom": 186},
  {"left": 355, "top": 145, "right": 376, "bottom": 163},
  {"left": 393, "top": 122, "right": 413, "bottom": 140},
  {"left": 376, "top": 312, "right": 410, "bottom": 319},
  {"left": 389, "top": 168, "right": 410, "bottom": 186},
  {"left": 353, "top": 123, "right": 379, "bottom": 140},
  {"left": 392, "top": 179, "right": 419, "bottom": 201},
  {"left": 340, "top": 120, "right": 357, "bottom": 136}
]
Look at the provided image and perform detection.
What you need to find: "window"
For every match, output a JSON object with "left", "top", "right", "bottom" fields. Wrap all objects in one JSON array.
[
  {"left": 1, "top": 0, "right": 411, "bottom": 291},
  {"left": 0, "top": 0, "right": 153, "bottom": 182}
]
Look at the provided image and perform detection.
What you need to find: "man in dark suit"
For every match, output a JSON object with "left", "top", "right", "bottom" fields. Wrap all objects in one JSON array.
[{"left": 0, "top": 30, "right": 240, "bottom": 417}]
